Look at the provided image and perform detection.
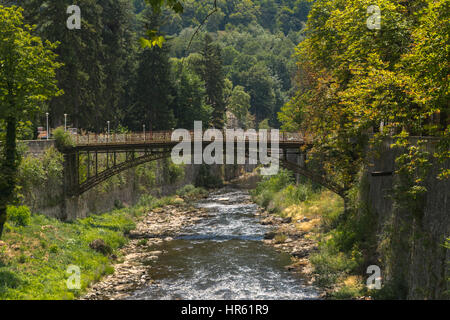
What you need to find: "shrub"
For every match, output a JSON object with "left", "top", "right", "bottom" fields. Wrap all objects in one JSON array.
[
  {"left": 53, "top": 126, "right": 75, "bottom": 150},
  {"left": 195, "top": 165, "right": 223, "bottom": 188},
  {"left": 137, "top": 194, "right": 156, "bottom": 208},
  {"left": 252, "top": 169, "right": 294, "bottom": 197},
  {"left": 163, "top": 159, "right": 185, "bottom": 184},
  {"left": 177, "top": 184, "right": 196, "bottom": 196},
  {"left": 273, "top": 234, "right": 287, "bottom": 244},
  {"left": 6, "top": 206, "right": 31, "bottom": 227},
  {"left": 114, "top": 199, "right": 124, "bottom": 209},
  {"left": 137, "top": 239, "right": 148, "bottom": 246},
  {"left": 176, "top": 184, "right": 208, "bottom": 198}
]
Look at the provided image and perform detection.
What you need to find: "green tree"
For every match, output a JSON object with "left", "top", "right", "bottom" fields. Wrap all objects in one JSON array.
[
  {"left": 0, "top": 5, "right": 61, "bottom": 237},
  {"left": 279, "top": 0, "right": 449, "bottom": 210},
  {"left": 226, "top": 85, "right": 252, "bottom": 128},
  {"left": 99, "top": 0, "right": 137, "bottom": 127},
  {"left": 171, "top": 58, "right": 212, "bottom": 129},
  {"left": 126, "top": 44, "right": 176, "bottom": 131},
  {"left": 199, "top": 34, "right": 226, "bottom": 128},
  {"left": 23, "top": 0, "right": 106, "bottom": 131}
]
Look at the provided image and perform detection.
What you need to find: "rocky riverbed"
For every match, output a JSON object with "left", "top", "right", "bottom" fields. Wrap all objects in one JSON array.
[
  {"left": 257, "top": 210, "right": 320, "bottom": 289},
  {"left": 82, "top": 201, "right": 210, "bottom": 300},
  {"left": 82, "top": 189, "right": 321, "bottom": 300}
]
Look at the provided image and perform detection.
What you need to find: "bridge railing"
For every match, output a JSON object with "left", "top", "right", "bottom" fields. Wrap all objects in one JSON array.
[{"left": 75, "top": 130, "right": 312, "bottom": 145}]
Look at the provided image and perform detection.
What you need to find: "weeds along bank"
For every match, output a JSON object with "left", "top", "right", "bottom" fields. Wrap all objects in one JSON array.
[
  {"left": 252, "top": 158, "right": 449, "bottom": 299},
  {"left": 0, "top": 137, "right": 225, "bottom": 299},
  {"left": 0, "top": 186, "right": 207, "bottom": 299}
]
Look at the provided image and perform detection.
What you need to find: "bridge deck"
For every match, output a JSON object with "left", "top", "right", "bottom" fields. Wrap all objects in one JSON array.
[{"left": 71, "top": 131, "right": 312, "bottom": 151}]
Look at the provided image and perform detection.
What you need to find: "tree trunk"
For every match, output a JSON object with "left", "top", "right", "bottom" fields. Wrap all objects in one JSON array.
[
  {"left": 0, "top": 116, "right": 18, "bottom": 238},
  {"left": 337, "top": 192, "right": 351, "bottom": 225}
]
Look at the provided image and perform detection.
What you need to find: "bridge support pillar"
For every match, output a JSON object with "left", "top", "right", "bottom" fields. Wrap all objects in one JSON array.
[
  {"left": 62, "top": 151, "right": 79, "bottom": 221},
  {"left": 297, "top": 151, "right": 307, "bottom": 185},
  {"left": 285, "top": 148, "right": 302, "bottom": 184}
]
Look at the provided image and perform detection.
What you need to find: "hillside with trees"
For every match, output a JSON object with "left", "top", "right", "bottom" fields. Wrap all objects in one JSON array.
[{"left": 1, "top": 0, "right": 310, "bottom": 135}]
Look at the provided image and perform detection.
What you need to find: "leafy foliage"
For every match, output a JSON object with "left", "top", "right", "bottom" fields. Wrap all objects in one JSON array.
[
  {"left": 0, "top": 5, "right": 61, "bottom": 238},
  {"left": 6, "top": 206, "right": 31, "bottom": 227},
  {"left": 278, "top": 0, "right": 449, "bottom": 200},
  {"left": 53, "top": 127, "right": 75, "bottom": 150}
]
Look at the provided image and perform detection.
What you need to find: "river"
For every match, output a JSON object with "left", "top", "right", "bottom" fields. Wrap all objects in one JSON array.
[{"left": 126, "top": 188, "right": 318, "bottom": 300}]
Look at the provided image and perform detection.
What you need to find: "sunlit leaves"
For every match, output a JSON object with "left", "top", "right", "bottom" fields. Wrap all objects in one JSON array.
[
  {"left": 139, "top": 30, "right": 166, "bottom": 48},
  {"left": 140, "top": 0, "right": 184, "bottom": 48},
  {"left": 0, "top": 5, "right": 62, "bottom": 119},
  {"left": 278, "top": 0, "right": 450, "bottom": 193}
]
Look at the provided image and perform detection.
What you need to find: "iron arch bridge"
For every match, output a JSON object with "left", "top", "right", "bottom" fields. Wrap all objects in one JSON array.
[{"left": 62, "top": 131, "right": 345, "bottom": 199}]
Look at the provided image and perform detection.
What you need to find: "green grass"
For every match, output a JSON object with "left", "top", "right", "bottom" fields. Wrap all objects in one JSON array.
[
  {"left": 251, "top": 170, "right": 370, "bottom": 299},
  {"left": 176, "top": 184, "right": 208, "bottom": 199},
  {"left": 0, "top": 190, "right": 187, "bottom": 300}
]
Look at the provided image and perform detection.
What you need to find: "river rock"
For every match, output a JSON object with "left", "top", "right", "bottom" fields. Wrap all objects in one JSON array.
[
  {"left": 291, "top": 249, "right": 309, "bottom": 258},
  {"left": 282, "top": 217, "right": 292, "bottom": 224},
  {"left": 260, "top": 217, "right": 274, "bottom": 225},
  {"left": 89, "top": 239, "right": 112, "bottom": 256},
  {"left": 264, "top": 231, "right": 276, "bottom": 240}
]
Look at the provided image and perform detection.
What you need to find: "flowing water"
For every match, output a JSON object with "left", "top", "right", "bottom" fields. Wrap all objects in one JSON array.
[{"left": 127, "top": 188, "right": 318, "bottom": 300}]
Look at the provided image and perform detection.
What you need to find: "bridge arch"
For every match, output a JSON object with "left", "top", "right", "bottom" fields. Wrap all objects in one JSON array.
[{"left": 62, "top": 131, "right": 344, "bottom": 199}]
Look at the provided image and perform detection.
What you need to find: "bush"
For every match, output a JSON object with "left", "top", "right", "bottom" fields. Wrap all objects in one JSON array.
[
  {"left": 163, "top": 159, "right": 185, "bottom": 184},
  {"left": 137, "top": 194, "right": 156, "bottom": 208},
  {"left": 252, "top": 169, "right": 294, "bottom": 197},
  {"left": 114, "top": 199, "right": 124, "bottom": 209},
  {"left": 6, "top": 206, "right": 31, "bottom": 227},
  {"left": 53, "top": 126, "right": 75, "bottom": 150},
  {"left": 176, "top": 184, "right": 208, "bottom": 198},
  {"left": 195, "top": 165, "right": 223, "bottom": 189},
  {"left": 273, "top": 234, "right": 287, "bottom": 244},
  {"left": 251, "top": 169, "right": 300, "bottom": 210},
  {"left": 177, "top": 184, "right": 196, "bottom": 196}
]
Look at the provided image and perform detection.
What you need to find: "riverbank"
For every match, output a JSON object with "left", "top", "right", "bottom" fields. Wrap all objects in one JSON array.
[
  {"left": 84, "top": 187, "right": 320, "bottom": 300},
  {"left": 123, "top": 188, "right": 319, "bottom": 299},
  {"left": 251, "top": 169, "right": 370, "bottom": 299},
  {"left": 0, "top": 185, "right": 207, "bottom": 300},
  {"left": 82, "top": 199, "right": 210, "bottom": 300}
]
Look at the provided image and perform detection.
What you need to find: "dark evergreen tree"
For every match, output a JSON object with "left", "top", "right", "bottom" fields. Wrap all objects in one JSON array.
[
  {"left": 199, "top": 34, "right": 225, "bottom": 128},
  {"left": 171, "top": 60, "right": 211, "bottom": 129},
  {"left": 125, "top": 45, "right": 176, "bottom": 131},
  {"left": 21, "top": 0, "right": 105, "bottom": 131},
  {"left": 99, "top": 0, "right": 136, "bottom": 127}
]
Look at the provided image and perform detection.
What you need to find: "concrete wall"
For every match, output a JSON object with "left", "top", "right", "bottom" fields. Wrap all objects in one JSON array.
[
  {"left": 361, "top": 139, "right": 449, "bottom": 299},
  {"left": 62, "top": 162, "right": 203, "bottom": 220},
  {"left": 26, "top": 161, "right": 207, "bottom": 221},
  {"left": 21, "top": 140, "right": 56, "bottom": 156},
  {"left": 20, "top": 146, "right": 244, "bottom": 221}
]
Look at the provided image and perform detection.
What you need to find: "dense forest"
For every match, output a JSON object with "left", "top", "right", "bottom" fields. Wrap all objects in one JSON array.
[
  {"left": 2, "top": 0, "right": 310, "bottom": 135},
  {"left": 1, "top": 0, "right": 448, "bottom": 213},
  {"left": 0, "top": 0, "right": 448, "bottom": 300}
]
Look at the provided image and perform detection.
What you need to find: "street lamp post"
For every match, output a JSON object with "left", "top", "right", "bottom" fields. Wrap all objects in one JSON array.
[
  {"left": 46, "top": 112, "right": 49, "bottom": 140},
  {"left": 107, "top": 121, "right": 110, "bottom": 141},
  {"left": 64, "top": 114, "right": 67, "bottom": 132}
]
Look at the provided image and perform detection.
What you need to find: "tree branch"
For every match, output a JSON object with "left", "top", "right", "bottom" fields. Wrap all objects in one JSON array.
[{"left": 186, "top": 0, "right": 218, "bottom": 52}]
